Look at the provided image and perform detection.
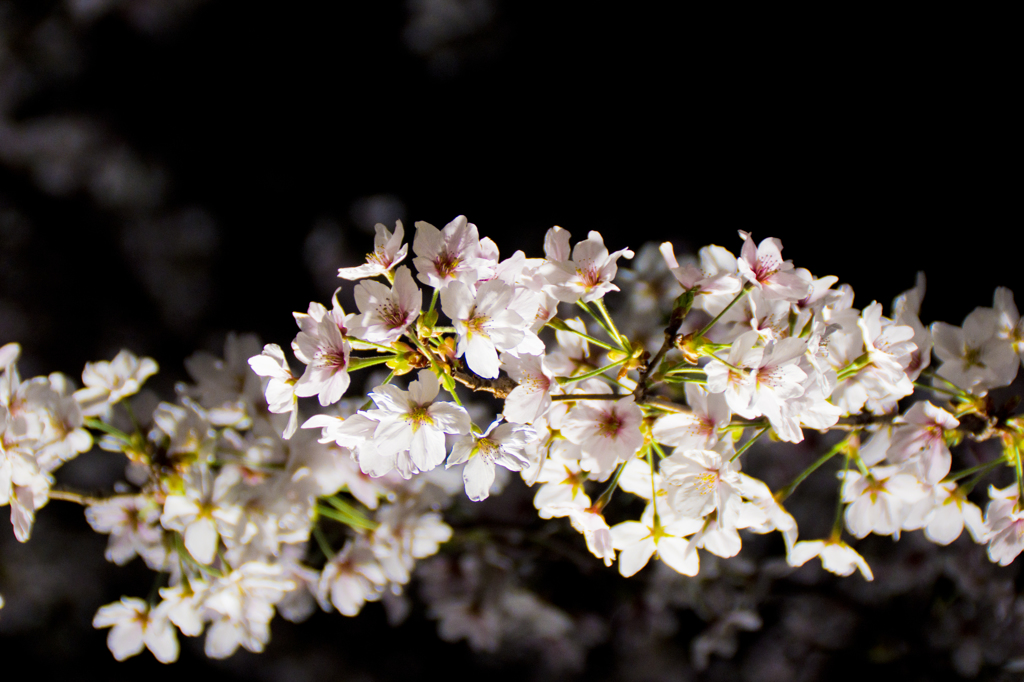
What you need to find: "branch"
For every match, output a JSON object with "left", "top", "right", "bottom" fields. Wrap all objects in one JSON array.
[{"left": 451, "top": 366, "right": 518, "bottom": 399}]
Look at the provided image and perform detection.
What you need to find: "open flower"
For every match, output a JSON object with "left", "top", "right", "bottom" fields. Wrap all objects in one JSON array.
[
  {"left": 364, "top": 370, "right": 472, "bottom": 476},
  {"left": 561, "top": 396, "right": 643, "bottom": 475},
  {"left": 440, "top": 279, "right": 530, "bottom": 379},
  {"left": 447, "top": 420, "right": 534, "bottom": 501},
  {"left": 93, "top": 597, "right": 179, "bottom": 663},
  {"left": 788, "top": 537, "right": 874, "bottom": 580},
  {"left": 542, "top": 229, "right": 634, "bottom": 303},
  {"left": 337, "top": 220, "right": 408, "bottom": 280},
  {"left": 349, "top": 265, "right": 422, "bottom": 344}
]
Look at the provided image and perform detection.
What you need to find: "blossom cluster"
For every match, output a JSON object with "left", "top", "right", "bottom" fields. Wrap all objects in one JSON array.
[{"left": 3, "top": 217, "right": 1024, "bottom": 667}]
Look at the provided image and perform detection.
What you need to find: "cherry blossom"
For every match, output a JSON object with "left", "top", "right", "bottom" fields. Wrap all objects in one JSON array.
[
  {"left": 349, "top": 265, "right": 422, "bottom": 344},
  {"left": 447, "top": 420, "right": 534, "bottom": 501},
  {"left": 337, "top": 220, "right": 409, "bottom": 280}
]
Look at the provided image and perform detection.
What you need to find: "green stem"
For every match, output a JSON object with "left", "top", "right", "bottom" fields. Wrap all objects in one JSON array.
[
  {"left": 776, "top": 437, "right": 850, "bottom": 501},
  {"left": 591, "top": 455, "right": 632, "bottom": 512},
  {"left": 695, "top": 284, "right": 752, "bottom": 339},
  {"left": 913, "top": 380, "right": 967, "bottom": 399},
  {"left": 312, "top": 524, "right": 336, "bottom": 560},
  {"left": 348, "top": 354, "right": 397, "bottom": 371},
  {"left": 593, "top": 297, "right": 627, "bottom": 350},
  {"left": 427, "top": 288, "right": 439, "bottom": 315},
  {"left": 943, "top": 458, "right": 1003, "bottom": 484},
  {"left": 730, "top": 425, "right": 770, "bottom": 462},
  {"left": 651, "top": 440, "right": 670, "bottom": 459},
  {"left": 318, "top": 502, "right": 378, "bottom": 532},
  {"left": 84, "top": 417, "right": 133, "bottom": 443},
  {"left": 556, "top": 357, "right": 629, "bottom": 385},
  {"left": 546, "top": 318, "right": 619, "bottom": 351},
  {"left": 836, "top": 353, "right": 870, "bottom": 381},
  {"left": 576, "top": 300, "right": 617, "bottom": 342},
  {"left": 831, "top": 452, "right": 852, "bottom": 538},
  {"left": 323, "top": 495, "right": 377, "bottom": 528}
]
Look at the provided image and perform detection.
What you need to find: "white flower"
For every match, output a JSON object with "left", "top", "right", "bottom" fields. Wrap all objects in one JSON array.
[
  {"left": 788, "top": 538, "right": 874, "bottom": 580},
  {"left": 349, "top": 265, "right": 422, "bottom": 344},
  {"left": 74, "top": 349, "right": 158, "bottom": 419},
  {"left": 291, "top": 293, "right": 354, "bottom": 406},
  {"left": 561, "top": 396, "right": 644, "bottom": 475},
  {"left": 651, "top": 384, "right": 731, "bottom": 451},
  {"left": 248, "top": 343, "right": 299, "bottom": 438},
  {"left": 201, "top": 562, "right": 295, "bottom": 659},
  {"left": 887, "top": 401, "right": 959, "bottom": 484},
  {"left": 85, "top": 495, "right": 167, "bottom": 568},
  {"left": 337, "top": 220, "right": 409, "bottom": 280},
  {"left": 412, "top": 215, "right": 490, "bottom": 289},
  {"left": 499, "top": 352, "right": 555, "bottom": 424},
  {"left": 841, "top": 466, "right": 926, "bottom": 539},
  {"left": 544, "top": 502, "right": 616, "bottom": 566},
  {"left": 440, "top": 279, "right": 530, "bottom": 379},
  {"left": 317, "top": 540, "right": 387, "bottom": 616},
  {"left": 93, "top": 597, "right": 179, "bottom": 663},
  {"left": 659, "top": 447, "right": 758, "bottom": 521},
  {"left": 160, "top": 467, "right": 241, "bottom": 565},
  {"left": 610, "top": 505, "right": 703, "bottom": 577},
  {"left": 364, "top": 370, "right": 472, "bottom": 477},
  {"left": 932, "top": 306, "right": 1019, "bottom": 395},
  {"left": 984, "top": 484, "right": 1024, "bottom": 566},
  {"left": 447, "top": 420, "right": 534, "bottom": 501},
  {"left": 542, "top": 229, "right": 634, "bottom": 303},
  {"left": 735, "top": 231, "right": 809, "bottom": 301}
]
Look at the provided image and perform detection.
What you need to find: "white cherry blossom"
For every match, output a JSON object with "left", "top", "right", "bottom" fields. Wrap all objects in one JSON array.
[
  {"left": 93, "top": 597, "right": 179, "bottom": 663},
  {"left": 447, "top": 420, "right": 534, "bottom": 501},
  {"left": 337, "top": 220, "right": 409, "bottom": 280},
  {"left": 349, "top": 265, "right": 422, "bottom": 344}
]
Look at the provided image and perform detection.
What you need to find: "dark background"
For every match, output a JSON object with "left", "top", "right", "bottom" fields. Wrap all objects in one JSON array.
[{"left": 0, "top": 2, "right": 1018, "bottom": 680}]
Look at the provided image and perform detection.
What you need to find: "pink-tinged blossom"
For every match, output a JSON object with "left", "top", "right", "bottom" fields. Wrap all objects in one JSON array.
[
  {"left": 440, "top": 279, "right": 531, "bottom": 379},
  {"left": 93, "top": 597, "right": 179, "bottom": 663},
  {"left": 651, "top": 384, "right": 731, "bottom": 451},
  {"left": 932, "top": 306, "right": 1019, "bottom": 395},
  {"left": 542, "top": 230, "right": 634, "bottom": 303},
  {"left": 447, "top": 420, "right": 534, "bottom": 501},
  {"left": 499, "top": 352, "right": 555, "bottom": 424},
  {"left": 887, "top": 401, "right": 959, "bottom": 483},
  {"left": 364, "top": 370, "right": 472, "bottom": 477},
  {"left": 337, "top": 221, "right": 409, "bottom": 280},
  {"left": 984, "top": 484, "right": 1024, "bottom": 566},
  {"left": 787, "top": 538, "right": 874, "bottom": 580},
  {"left": 247, "top": 344, "right": 299, "bottom": 438},
  {"left": 291, "top": 293, "right": 354, "bottom": 407},
  {"left": 735, "top": 231, "right": 810, "bottom": 302},
  {"left": 561, "top": 396, "right": 644, "bottom": 475},
  {"left": 349, "top": 265, "right": 422, "bottom": 345},
  {"left": 659, "top": 241, "right": 740, "bottom": 297},
  {"left": 412, "top": 215, "right": 490, "bottom": 289}
]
